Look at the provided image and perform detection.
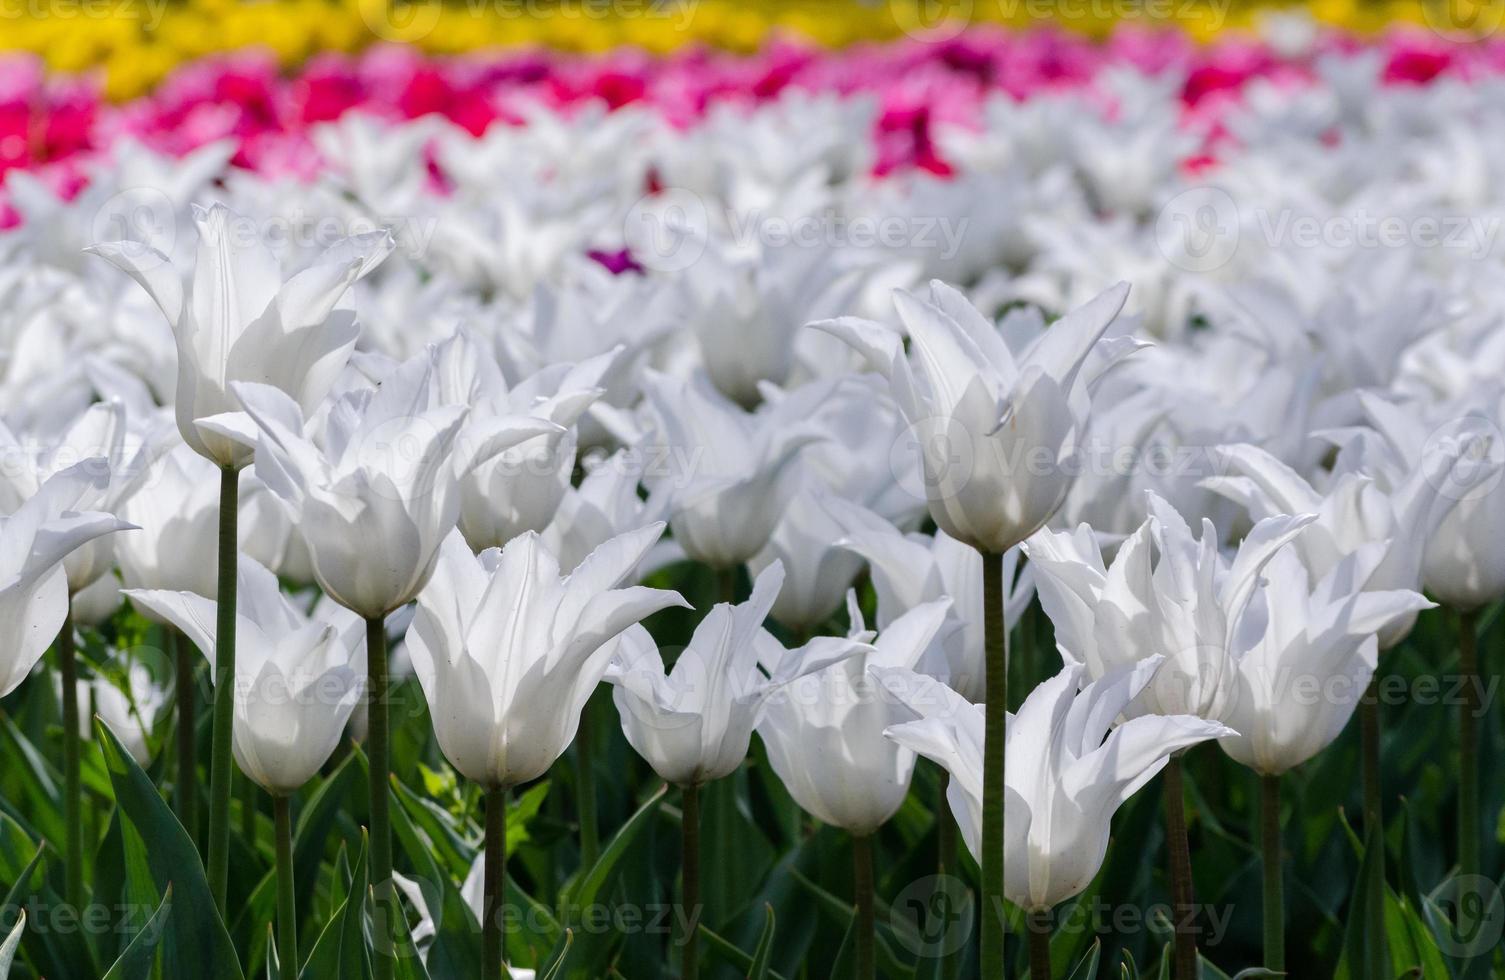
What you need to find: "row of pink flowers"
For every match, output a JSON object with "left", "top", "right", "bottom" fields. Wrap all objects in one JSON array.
[{"left": 0, "top": 26, "right": 1493, "bottom": 225}]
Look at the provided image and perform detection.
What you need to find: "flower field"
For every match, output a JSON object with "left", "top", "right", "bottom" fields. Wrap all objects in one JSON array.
[{"left": 0, "top": 4, "right": 1503, "bottom": 979}]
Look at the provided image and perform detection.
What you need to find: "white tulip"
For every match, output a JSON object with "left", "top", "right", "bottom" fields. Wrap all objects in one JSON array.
[
  {"left": 115, "top": 443, "right": 221, "bottom": 602},
  {"left": 540, "top": 449, "right": 676, "bottom": 575},
  {"left": 640, "top": 371, "right": 823, "bottom": 568},
  {"left": 880, "top": 659, "right": 1231, "bottom": 911},
  {"left": 812, "top": 279, "right": 1139, "bottom": 553},
  {"left": 1202, "top": 440, "right": 1461, "bottom": 647},
  {"left": 757, "top": 595, "right": 954, "bottom": 835},
  {"left": 230, "top": 347, "right": 555, "bottom": 618},
  {"left": 125, "top": 557, "right": 366, "bottom": 795},
  {"left": 405, "top": 525, "right": 687, "bottom": 789},
  {"left": 1026, "top": 493, "right": 1313, "bottom": 720},
  {"left": 828, "top": 498, "right": 1033, "bottom": 702},
  {"left": 0, "top": 401, "right": 167, "bottom": 593},
  {"left": 87, "top": 203, "right": 393, "bottom": 469},
  {"left": 606, "top": 561, "right": 870, "bottom": 787},
  {"left": 1219, "top": 545, "right": 1432, "bottom": 775},
  {"left": 0, "top": 460, "right": 135, "bottom": 696}
]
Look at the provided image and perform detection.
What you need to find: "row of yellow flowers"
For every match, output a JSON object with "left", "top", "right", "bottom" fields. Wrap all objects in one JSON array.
[{"left": 1, "top": 0, "right": 1492, "bottom": 100}]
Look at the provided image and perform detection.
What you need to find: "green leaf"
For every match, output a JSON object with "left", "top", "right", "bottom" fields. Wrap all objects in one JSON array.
[
  {"left": 1065, "top": 939, "right": 1101, "bottom": 980},
  {"left": 748, "top": 904, "right": 776, "bottom": 980},
  {"left": 298, "top": 832, "right": 369, "bottom": 980},
  {"left": 696, "top": 924, "right": 790, "bottom": 980},
  {"left": 101, "top": 886, "right": 173, "bottom": 980},
  {"left": 96, "top": 719, "right": 243, "bottom": 980},
  {"left": 560, "top": 784, "right": 666, "bottom": 911},
  {"left": 0, "top": 910, "right": 24, "bottom": 980}
]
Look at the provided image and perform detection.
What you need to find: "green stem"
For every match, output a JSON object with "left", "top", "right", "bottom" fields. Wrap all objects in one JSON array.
[
  {"left": 57, "top": 607, "right": 83, "bottom": 911},
  {"left": 853, "top": 834, "right": 875, "bottom": 980},
  {"left": 980, "top": 549, "right": 1007, "bottom": 977},
  {"left": 681, "top": 783, "right": 701, "bottom": 980},
  {"left": 1359, "top": 676, "right": 1387, "bottom": 971},
  {"left": 366, "top": 615, "right": 394, "bottom": 980},
  {"left": 1261, "top": 773, "right": 1284, "bottom": 972},
  {"left": 240, "top": 771, "right": 257, "bottom": 850},
  {"left": 1458, "top": 609, "right": 1480, "bottom": 878},
  {"left": 577, "top": 701, "right": 599, "bottom": 868},
  {"left": 207, "top": 465, "right": 239, "bottom": 911},
  {"left": 1027, "top": 908, "right": 1052, "bottom": 980},
  {"left": 483, "top": 784, "right": 507, "bottom": 980},
  {"left": 274, "top": 794, "right": 297, "bottom": 974},
  {"left": 1163, "top": 755, "right": 1197, "bottom": 980},
  {"left": 935, "top": 771, "right": 959, "bottom": 980},
  {"left": 718, "top": 567, "right": 737, "bottom": 606},
  {"left": 173, "top": 628, "right": 198, "bottom": 848}
]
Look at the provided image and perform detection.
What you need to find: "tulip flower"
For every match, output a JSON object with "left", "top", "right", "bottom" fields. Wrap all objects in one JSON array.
[
  {"left": 127, "top": 555, "right": 366, "bottom": 973},
  {"left": 88, "top": 202, "right": 393, "bottom": 913},
  {"left": 86, "top": 203, "right": 394, "bottom": 471},
  {"left": 605, "top": 560, "right": 870, "bottom": 980},
  {"left": 880, "top": 659, "right": 1231, "bottom": 979},
  {"left": 1026, "top": 492, "right": 1310, "bottom": 977},
  {"left": 1345, "top": 392, "right": 1505, "bottom": 881},
  {"left": 813, "top": 278, "right": 1137, "bottom": 975},
  {"left": 640, "top": 370, "right": 824, "bottom": 575},
  {"left": 1216, "top": 542, "right": 1430, "bottom": 970},
  {"left": 757, "top": 595, "right": 953, "bottom": 980},
  {"left": 828, "top": 497, "right": 1033, "bottom": 703},
  {"left": 405, "top": 524, "right": 686, "bottom": 980},
  {"left": 0, "top": 459, "right": 135, "bottom": 907},
  {"left": 1201, "top": 434, "right": 1475, "bottom": 929},
  {"left": 230, "top": 343, "right": 556, "bottom": 977}
]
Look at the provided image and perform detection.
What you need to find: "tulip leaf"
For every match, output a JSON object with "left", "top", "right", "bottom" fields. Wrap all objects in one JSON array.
[
  {"left": 0, "top": 909, "right": 24, "bottom": 979},
  {"left": 695, "top": 923, "right": 791, "bottom": 980},
  {"left": 101, "top": 885, "right": 173, "bottom": 980},
  {"left": 748, "top": 903, "right": 776, "bottom": 980},
  {"left": 546, "top": 784, "right": 667, "bottom": 977},
  {"left": 560, "top": 783, "right": 667, "bottom": 911},
  {"left": 96, "top": 718, "right": 244, "bottom": 980},
  {"left": 536, "top": 929, "right": 574, "bottom": 980},
  {"left": 365, "top": 884, "right": 433, "bottom": 980},
  {"left": 387, "top": 779, "right": 483, "bottom": 978},
  {"left": 1064, "top": 939, "right": 1101, "bottom": 980},
  {"left": 264, "top": 924, "right": 279, "bottom": 980},
  {"left": 298, "top": 833, "right": 368, "bottom": 980}
]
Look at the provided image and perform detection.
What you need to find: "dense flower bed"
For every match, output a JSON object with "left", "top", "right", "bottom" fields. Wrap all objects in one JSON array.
[{"left": 1, "top": 18, "right": 1503, "bottom": 980}]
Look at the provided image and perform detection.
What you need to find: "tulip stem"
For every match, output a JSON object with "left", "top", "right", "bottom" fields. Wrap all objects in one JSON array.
[
  {"left": 1027, "top": 908, "right": 1051, "bottom": 980},
  {"left": 980, "top": 549, "right": 1007, "bottom": 978},
  {"left": 935, "top": 772, "right": 959, "bottom": 980},
  {"left": 366, "top": 615, "right": 395, "bottom": 980},
  {"left": 853, "top": 833, "right": 875, "bottom": 980},
  {"left": 1163, "top": 755, "right": 1197, "bottom": 980},
  {"left": 1260, "top": 773, "right": 1283, "bottom": 972},
  {"left": 173, "top": 628, "right": 198, "bottom": 847},
  {"left": 240, "top": 771, "right": 257, "bottom": 849},
  {"left": 1458, "top": 608, "right": 1480, "bottom": 878},
  {"left": 680, "top": 782, "right": 701, "bottom": 980},
  {"left": 483, "top": 784, "right": 507, "bottom": 980},
  {"left": 57, "top": 608, "right": 83, "bottom": 911},
  {"left": 207, "top": 465, "right": 239, "bottom": 912},
  {"left": 274, "top": 794, "right": 297, "bottom": 974},
  {"left": 577, "top": 702, "right": 599, "bottom": 868},
  {"left": 1359, "top": 677, "right": 1386, "bottom": 969}
]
